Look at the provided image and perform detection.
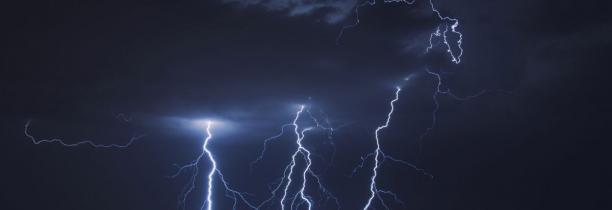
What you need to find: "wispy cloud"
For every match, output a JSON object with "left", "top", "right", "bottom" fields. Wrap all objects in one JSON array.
[{"left": 223, "top": 0, "right": 358, "bottom": 23}]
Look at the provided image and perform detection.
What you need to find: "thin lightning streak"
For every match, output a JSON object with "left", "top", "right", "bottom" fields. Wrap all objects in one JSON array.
[
  {"left": 216, "top": 170, "right": 260, "bottom": 210},
  {"left": 349, "top": 150, "right": 432, "bottom": 179},
  {"left": 337, "top": 0, "right": 414, "bottom": 44},
  {"left": 426, "top": 68, "right": 490, "bottom": 101},
  {"left": 418, "top": 68, "right": 510, "bottom": 154},
  {"left": 362, "top": 86, "right": 401, "bottom": 210},
  {"left": 427, "top": 0, "right": 463, "bottom": 64},
  {"left": 306, "top": 107, "right": 335, "bottom": 138},
  {"left": 256, "top": 162, "right": 293, "bottom": 209},
  {"left": 24, "top": 120, "right": 145, "bottom": 148},
  {"left": 338, "top": 0, "right": 463, "bottom": 64},
  {"left": 251, "top": 106, "right": 339, "bottom": 174},
  {"left": 308, "top": 170, "right": 341, "bottom": 209},
  {"left": 353, "top": 68, "right": 502, "bottom": 209},
  {"left": 378, "top": 189, "right": 406, "bottom": 207},
  {"left": 170, "top": 123, "right": 210, "bottom": 210},
  {"left": 250, "top": 123, "right": 294, "bottom": 173},
  {"left": 306, "top": 107, "right": 342, "bottom": 170},
  {"left": 426, "top": 26, "right": 441, "bottom": 53},
  {"left": 350, "top": 85, "right": 434, "bottom": 209},
  {"left": 418, "top": 72, "right": 441, "bottom": 147},
  {"left": 419, "top": 68, "right": 492, "bottom": 143}
]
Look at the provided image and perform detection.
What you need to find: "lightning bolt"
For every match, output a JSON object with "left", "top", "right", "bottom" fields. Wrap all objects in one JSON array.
[
  {"left": 337, "top": 1, "right": 479, "bottom": 206},
  {"left": 348, "top": 85, "right": 435, "bottom": 210},
  {"left": 338, "top": 0, "right": 463, "bottom": 64},
  {"left": 202, "top": 121, "right": 216, "bottom": 210},
  {"left": 278, "top": 105, "right": 313, "bottom": 210},
  {"left": 24, "top": 120, "right": 145, "bottom": 148},
  {"left": 253, "top": 105, "right": 339, "bottom": 210},
  {"left": 22, "top": 1, "right": 480, "bottom": 209},
  {"left": 426, "top": 0, "right": 463, "bottom": 64},
  {"left": 170, "top": 121, "right": 259, "bottom": 210},
  {"left": 361, "top": 86, "right": 400, "bottom": 210},
  {"left": 351, "top": 68, "right": 501, "bottom": 209}
]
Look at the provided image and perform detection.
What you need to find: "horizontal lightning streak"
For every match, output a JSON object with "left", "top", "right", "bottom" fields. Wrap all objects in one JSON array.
[{"left": 24, "top": 120, "right": 144, "bottom": 148}]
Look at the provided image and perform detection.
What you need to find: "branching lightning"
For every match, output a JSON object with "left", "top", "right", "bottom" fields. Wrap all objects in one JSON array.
[
  {"left": 338, "top": 0, "right": 464, "bottom": 64},
  {"left": 21, "top": 1, "right": 484, "bottom": 209},
  {"left": 361, "top": 86, "right": 401, "bottom": 210},
  {"left": 426, "top": 0, "right": 463, "bottom": 64},
  {"left": 278, "top": 105, "right": 319, "bottom": 210},
  {"left": 252, "top": 105, "right": 340, "bottom": 210},
  {"left": 337, "top": 2, "right": 477, "bottom": 207},
  {"left": 356, "top": 86, "right": 434, "bottom": 210},
  {"left": 249, "top": 123, "right": 294, "bottom": 173},
  {"left": 417, "top": 68, "right": 510, "bottom": 154},
  {"left": 349, "top": 69, "right": 496, "bottom": 209},
  {"left": 170, "top": 121, "right": 261, "bottom": 210}
]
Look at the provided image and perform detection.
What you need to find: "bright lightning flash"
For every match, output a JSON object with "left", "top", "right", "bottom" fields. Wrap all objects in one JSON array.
[
  {"left": 170, "top": 120, "right": 259, "bottom": 210},
  {"left": 253, "top": 105, "right": 339, "bottom": 210},
  {"left": 203, "top": 121, "right": 216, "bottom": 210}
]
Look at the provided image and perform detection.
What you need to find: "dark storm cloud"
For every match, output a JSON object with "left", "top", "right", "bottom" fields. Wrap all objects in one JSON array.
[
  {"left": 3, "top": 0, "right": 611, "bottom": 209},
  {"left": 223, "top": 0, "right": 358, "bottom": 23}
]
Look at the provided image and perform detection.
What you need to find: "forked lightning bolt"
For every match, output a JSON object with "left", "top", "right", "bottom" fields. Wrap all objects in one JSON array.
[
  {"left": 254, "top": 105, "right": 339, "bottom": 210},
  {"left": 170, "top": 121, "right": 260, "bottom": 210},
  {"left": 279, "top": 105, "right": 313, "bottom": 210}
]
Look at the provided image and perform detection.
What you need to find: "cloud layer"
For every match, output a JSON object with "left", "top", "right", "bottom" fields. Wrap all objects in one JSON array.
[{"left": 223, "top": 0, "right": 358, "bottom": 23}]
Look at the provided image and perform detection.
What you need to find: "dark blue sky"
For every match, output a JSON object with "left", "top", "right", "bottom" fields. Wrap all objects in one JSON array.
[{"left": 1, "top": 0, "right": 611, "bottom": 209}]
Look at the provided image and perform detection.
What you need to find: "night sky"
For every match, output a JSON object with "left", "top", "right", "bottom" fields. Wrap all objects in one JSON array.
[{"left": 1, "top": 0, "right": 611, "bottom": 209}]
